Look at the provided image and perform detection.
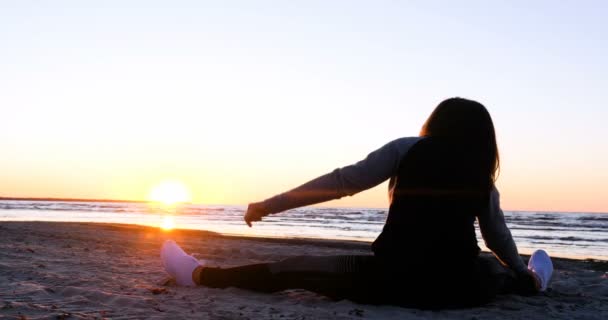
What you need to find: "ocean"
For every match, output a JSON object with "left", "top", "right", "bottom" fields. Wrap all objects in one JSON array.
[{"left": 1, "top": 200, "right": 606, "bottom": 261}]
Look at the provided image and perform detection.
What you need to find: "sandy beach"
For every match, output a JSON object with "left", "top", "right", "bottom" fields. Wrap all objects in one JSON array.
[{"left": 1, "top": 221, "right": 606, "bottom": 319}]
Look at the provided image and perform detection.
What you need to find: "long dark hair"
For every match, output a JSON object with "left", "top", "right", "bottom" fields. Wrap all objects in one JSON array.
[{"left": 419, "top": 98, "right": 500, "bottom": 184}]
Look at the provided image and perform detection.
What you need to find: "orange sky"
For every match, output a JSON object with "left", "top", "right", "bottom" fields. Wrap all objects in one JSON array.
[{"left": 1, "top": 2, "right": 607, "bottom": 213}]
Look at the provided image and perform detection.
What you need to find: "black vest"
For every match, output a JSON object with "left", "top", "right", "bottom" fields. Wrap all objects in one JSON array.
[{"left": 372, "top": 137, "right": 490, "bottom": 268}]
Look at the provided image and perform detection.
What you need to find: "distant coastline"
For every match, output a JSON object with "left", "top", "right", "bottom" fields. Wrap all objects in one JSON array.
[{"left": 0, "top": 196, "right": 148, "bottom": 204}]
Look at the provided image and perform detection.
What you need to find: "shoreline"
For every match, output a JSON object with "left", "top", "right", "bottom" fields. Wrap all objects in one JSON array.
[
  {"left": 1, "top": 221, "right": 607, "bottom": 319},
  {"left": 2, "top": 220, "right": 606, "bottom": 262}
]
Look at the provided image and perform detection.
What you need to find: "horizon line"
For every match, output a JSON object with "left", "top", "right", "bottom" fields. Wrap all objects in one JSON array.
[{"left": 0, "top": 195, "right": 606, "bottom": 214}]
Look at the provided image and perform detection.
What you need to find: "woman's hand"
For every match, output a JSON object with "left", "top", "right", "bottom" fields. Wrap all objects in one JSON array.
[
  {"left": 513, "top": 268, "right": 542, "bottom": 294},
  {"left": 526, "top": 269, "right": 542, "bottom": 292},
  {"left": 244, "top": 202, "right": 269, "bottom": 227}
]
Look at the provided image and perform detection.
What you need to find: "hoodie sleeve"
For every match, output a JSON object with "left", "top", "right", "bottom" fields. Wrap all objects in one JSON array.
[
  {"left": 261, "top": 137, "right": 421, "bottom": 214},
  {"left": 478, "top": 186, "right": 528, "bottom": 274}
]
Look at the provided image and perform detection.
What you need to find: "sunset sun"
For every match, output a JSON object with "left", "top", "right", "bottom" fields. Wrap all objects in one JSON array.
[{"left": 147, "top": 180, "right": 192, "bottom": 206}]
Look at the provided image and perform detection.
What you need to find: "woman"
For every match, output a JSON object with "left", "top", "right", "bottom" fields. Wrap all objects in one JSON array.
[{"left": 161, "top": 98, "right": 553, "bottom": 308}]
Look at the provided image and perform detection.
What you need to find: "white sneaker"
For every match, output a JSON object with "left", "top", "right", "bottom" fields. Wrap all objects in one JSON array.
[
  {"left": 528, "top": 249, "right": 553, "bottom": 291},
  {"left": 161, "top": 240, "right": 202, "bottom": 286}
]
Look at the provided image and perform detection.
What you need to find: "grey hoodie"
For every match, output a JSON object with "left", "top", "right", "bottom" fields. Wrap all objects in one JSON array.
[{"left": 261, "top": 137, "right": 528, "bottom": 274}]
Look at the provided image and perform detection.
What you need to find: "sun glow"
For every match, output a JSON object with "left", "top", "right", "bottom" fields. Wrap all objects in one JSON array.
[
  {"left": 160, "top": 215, "right": 175, "bottom": 231},
  {"left": 147, "top": 180, "right": 192, "bottom": 206}
]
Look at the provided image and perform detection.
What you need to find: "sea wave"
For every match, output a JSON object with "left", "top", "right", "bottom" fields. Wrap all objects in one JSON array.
[{"left": 1, "top": 200, "right": 606, "bottom": 260}]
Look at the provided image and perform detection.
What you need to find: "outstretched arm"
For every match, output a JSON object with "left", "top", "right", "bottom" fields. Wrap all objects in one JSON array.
[
  {"left": 244, "top": 137, "right": 421, "bottom": 226},
  {"left": 478, "top": 187, "right": 528, "bottom": 274}
]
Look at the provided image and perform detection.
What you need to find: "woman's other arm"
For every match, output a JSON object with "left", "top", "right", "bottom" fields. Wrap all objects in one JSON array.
[{"left": 478, "top": 187, "right": 528, "bottom": 274}]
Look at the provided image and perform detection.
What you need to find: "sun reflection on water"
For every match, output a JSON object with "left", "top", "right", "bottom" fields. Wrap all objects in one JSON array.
[{"left": 160, "top": 215, "right": 175, "bottom": 231}]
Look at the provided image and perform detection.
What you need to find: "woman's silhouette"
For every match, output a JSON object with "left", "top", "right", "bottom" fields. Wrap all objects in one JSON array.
[{"left": 161, "top": 98, "right": 553, "bottom": 308}]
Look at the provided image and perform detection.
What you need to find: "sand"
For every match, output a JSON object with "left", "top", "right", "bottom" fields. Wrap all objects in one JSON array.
[{"left": 0, "top": 221, "right": 606, "bottom": 319}]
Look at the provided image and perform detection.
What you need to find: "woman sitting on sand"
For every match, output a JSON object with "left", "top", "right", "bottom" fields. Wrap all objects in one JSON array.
[{"left": 161, "top": 98, "right": 554, "bottom": 308}]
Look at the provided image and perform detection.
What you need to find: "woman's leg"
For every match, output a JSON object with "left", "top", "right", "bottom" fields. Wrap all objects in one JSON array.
[
  {"left": 195, "top": 263, "right": 281, "bottom": 292},
  {"left": 195, "top": 255, "right": 377, "bottom": 299},
  {"left": 160, "top": 239, "right": 375, "bottom": 295},
  {"left": 475, "top": 254, "right": 542, "bottom": 297},
  {"left": 500, "top": 249, "right": 553, "bottom": 295}
]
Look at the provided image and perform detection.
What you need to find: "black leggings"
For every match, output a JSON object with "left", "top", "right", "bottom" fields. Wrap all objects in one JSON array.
[
  {"left": 198, "top": 255, "right": 536, "bottom": 309},
  {"left": 200, "top": 256, "right": 374, "bottom": 300}
]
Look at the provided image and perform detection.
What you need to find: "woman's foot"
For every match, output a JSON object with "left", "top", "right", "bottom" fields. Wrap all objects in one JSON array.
[
  {"left": 528, "top": 249, "right": 553, "bottom": 291},
  {"left": 161, "top": 240, "right": 202, "bottom": 286}
]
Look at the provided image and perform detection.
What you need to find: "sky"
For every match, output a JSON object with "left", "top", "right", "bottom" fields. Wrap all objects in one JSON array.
[{"left": 1, "top": 1, "right": 607, "bottom": 212}]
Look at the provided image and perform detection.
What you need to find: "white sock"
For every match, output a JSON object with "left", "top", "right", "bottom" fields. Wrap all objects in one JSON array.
[
  {"left": 528, "top": 249, "right": 553, "bottom": 291},
  {"left": 161, "top": 240, "right": 203, "bottom": 287}
]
